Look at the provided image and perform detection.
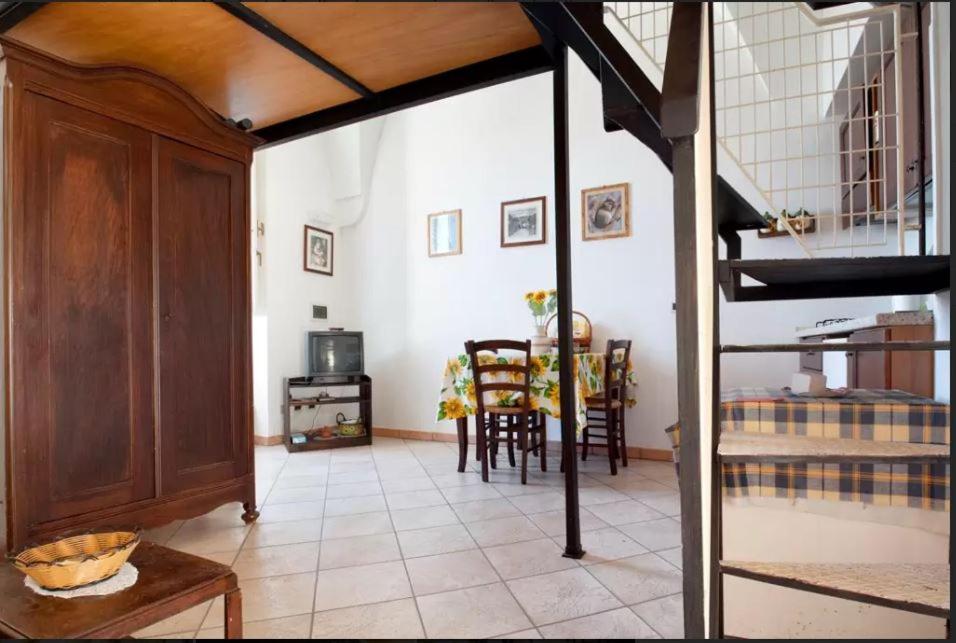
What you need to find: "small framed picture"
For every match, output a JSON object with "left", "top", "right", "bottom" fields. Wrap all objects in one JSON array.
[
  {"left": 581, "top": 183, "right": 630, "bottom": 241},
  {"left": 427, "top": 209, "right": 462, "bottom": 257},
  {"left": 303, "top": 225, "right": 334, "bottom": 275},
  {"left": 500, "top": 196, "right": 547, "bottom": 248}
]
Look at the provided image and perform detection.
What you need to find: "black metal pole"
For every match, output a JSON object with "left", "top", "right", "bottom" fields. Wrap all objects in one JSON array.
[
  {"left": 553, "top": 43, "right": 584, "bottom": 560},
  {"left": 915, "top": 2, "right": 926, "bottom": 256}
]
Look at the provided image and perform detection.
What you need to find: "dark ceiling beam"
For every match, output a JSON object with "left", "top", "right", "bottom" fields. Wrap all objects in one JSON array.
[
  {"left": 0, "top": 2, "right": 44, "bottom": 33},
  {"left": 255, "top": 46, "right": 553, "bottom": 148},
  {"left": 216, "top": 1, "right": 373, "bottom": 98}
]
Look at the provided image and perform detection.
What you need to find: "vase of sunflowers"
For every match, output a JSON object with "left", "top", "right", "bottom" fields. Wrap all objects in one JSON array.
[{"left": 525, "top": 289, "right": 557, "bottom": 355}]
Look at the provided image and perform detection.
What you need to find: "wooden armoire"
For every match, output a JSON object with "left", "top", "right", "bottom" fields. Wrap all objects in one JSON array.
[{"left": 0, "top": 39, "right": 259, "bottom": 551}]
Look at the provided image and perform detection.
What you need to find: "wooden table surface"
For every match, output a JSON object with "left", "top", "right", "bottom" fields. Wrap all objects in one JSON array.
[{"left": 0, "top": 541, "right": 241, "bottom": 639}]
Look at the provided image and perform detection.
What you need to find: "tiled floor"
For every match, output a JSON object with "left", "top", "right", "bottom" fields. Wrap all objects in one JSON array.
[{"left": 137, "top": 438, "right": 683, "bottom": 639}]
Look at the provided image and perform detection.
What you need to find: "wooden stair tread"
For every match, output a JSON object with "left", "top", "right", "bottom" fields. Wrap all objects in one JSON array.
[
  {"left": 717, "top": 432, "right": 949, "bottom": 463},
  {"left": 720, "top": 561, "right": 950, "bottom": 618}
]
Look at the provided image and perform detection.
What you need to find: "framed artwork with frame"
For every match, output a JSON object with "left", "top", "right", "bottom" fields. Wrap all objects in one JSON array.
[
  {"left": 427, "top": 209, "right": 462, "bottom": 257},
  {"left": 303, "top": 225, "right": 334, "bottom": 275},
  {"left": 500, "top": 196, "right": 547, "bottom": 248},
  {"left": 581, "top": 183, "right": 630, "bottom": 241}
]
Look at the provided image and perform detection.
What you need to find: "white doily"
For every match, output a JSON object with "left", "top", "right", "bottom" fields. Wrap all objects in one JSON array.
[{"left": 25, "top": 563, "right": 138, "bottom": 598}]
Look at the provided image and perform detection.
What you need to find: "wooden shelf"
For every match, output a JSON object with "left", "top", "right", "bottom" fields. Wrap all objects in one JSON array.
[
  {"left": 283, "top": 373, "right": 372, "bottom": 452},
  {"left": 717, "top": 432, "right": 949, "bottom": 464},
  {"left": 288, "top": 395, "right": 364, "bottom": 408},
  {"left": 720, "top": 561, "right": 950, "bottom": 618}
]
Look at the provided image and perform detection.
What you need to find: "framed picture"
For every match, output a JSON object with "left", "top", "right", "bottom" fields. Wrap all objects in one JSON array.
[
  {"left": 500, "top": 196, "right": 546, "bottom": 248},
  {"left": 581, "top": 183, "right": 630, "bottom": 241},
  {"left": 303, "top": 225, "right": 333, "bottom": 275},
  {"left": 427, "top": 209, "right": 462, "bottom": 257}
]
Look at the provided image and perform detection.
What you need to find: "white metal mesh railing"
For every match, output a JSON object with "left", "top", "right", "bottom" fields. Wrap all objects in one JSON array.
[{"left": 608, "top": 1, "right": 909, "bottom": 255}]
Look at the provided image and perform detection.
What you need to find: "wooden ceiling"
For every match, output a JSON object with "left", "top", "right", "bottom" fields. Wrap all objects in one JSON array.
[{"left": 5, "top": 2, "right": 541, "bottom": 131}]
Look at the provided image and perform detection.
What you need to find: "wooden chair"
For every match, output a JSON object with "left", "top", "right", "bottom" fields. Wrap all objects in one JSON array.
[
  {"left": 582, "top": 339, "right": 631, "bottom": 475},
  {"left": 465, "top": 339, "right": 546, "bottom": 484}
]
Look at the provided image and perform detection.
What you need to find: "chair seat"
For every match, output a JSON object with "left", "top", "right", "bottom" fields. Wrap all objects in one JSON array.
[
  {"left": 585, "top": 397, "right": 622, "bottom": 409},
  {"left": 485, "top": 405, "right": 533, "bottom": 415}
]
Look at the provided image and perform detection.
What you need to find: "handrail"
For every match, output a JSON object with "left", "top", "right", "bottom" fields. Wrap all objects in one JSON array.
[{"left": 660, "top": 3, "right": 702, "bottom": 139}]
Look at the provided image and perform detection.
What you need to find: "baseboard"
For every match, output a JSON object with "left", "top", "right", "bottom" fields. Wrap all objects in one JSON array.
[
  {"left": 372, "top": 427, "right": 674, "bottom": 462},
  {"left": 253, "top": 434, "right": 284, "bottom": 446}
]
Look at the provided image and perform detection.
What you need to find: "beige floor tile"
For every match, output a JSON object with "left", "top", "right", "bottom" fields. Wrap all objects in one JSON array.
[
  {"left": 492, "top": 481, "right": 557, "bottom": 497},
  {"left": 390, "top": 504, "right": 459, "bottom": 531},
  {"left": 483, "top": 538, "right": 579, "bottom": 580},
  {"left": 405, "top": 549, "right": 499, "bottom": 595},
  {"left": 204, "top": 550, "right": 239, "bottom": 566},
  {"left": 587, "top": 500, "right": 664, "bottom": 526},
  {"left": 377, "top": 465, "right": 429, "bottom": 480},
  {"left": 314, "top": 560, "right": 412, "bottom": 612},
  {"left": 274, "top": 473, "right": 328, "bottom": 490},
  {"left": 324, "top": 494, "right": 387, "bottom": 516},
  {"left": 243, "top": 518, "right": 323, "bottom": 549},
  {"left": 631, "top": 593, "right": 683, "bottom": 638},
  {"left": 528, "top": 507, "right": 608, "bottom": 536},
  {"left": 232, "top": 542, "right": 319, "bottom": 580},
  {"left": 452, "top": 498, "right": 522, "bottom": 523},
  {"left": 186, "top": 503, "right": 249, "bottom": 530},
  {"left": 319, "top": 532, "right": 401, "bottom": 570},
  {"left": 537, "top": 607, "right": 660, "bottom": 639},
  {"left": 396, "top": 523, "right": 477, "bottom": 559},
  {"left": 202, "top": 572, "right": 315, "bottom": 627},
  {"left": 575, "top": 527, "right": 648, "bottom": 565},
  {"left": 494, "top": 628, "right": 542, "bottom": 639},
  {"left": 385, "top": 488, "right": 447, "bottom": 510},
  {"left": 507, "top": 568, "right": 621, "bottom": 626},
  {"left": 380, "top": 476, "right": 437, "bottom": 494},
  {"left": 327, "top": 469, "right": 379, "bottom": 485},
  {"left": 656, "top": 546, "right": 683, "bottom": 570},
  {"left": 466, "top": 515, "right": 546, "bottom": 547},
  {"left": 618, "top": 518, "right": 682, "bottom": 552},
  {"left": 587, "top": 553, "right": 683, "bottom": 605},
  {"left": 167, "top": 523, "right": 250, "bottom": 555},
  {"left": 439, "top": 483, "right": 504, "bottom": 504},
  {"left": 325, "top": 481, "right": 382, "bottom": 499},
  {"left": 134, "top": 601, "right": 211, "bottom": 637},
  {"left": 144, "top": 630, "right": 195, "bottom": 639},
  {"left": 265, "top": 486, "right": 326, "bottom": 506},
  {"left": 615, "top": 477, "right": 676, "bottom": 499},
  {"left": 416, "top": 583, "right": 532, "bottom": 639},
  {"left": 141, "top": 520, "right": 184, "bottom": 546},
  {"left": 258, "top": 500, "right": 325, "bottom": 524},
  {"left": 321, "top": 511, "right": 393, "bottom": 539},
  {"left": 430, "top": 471, "right": 483, "bottom": 488},
  {"left": 196, "top": 613, "right": 312, "bottom": 639},
  {"left": 508, "top": 491, "right": 566, "bottom": 515},
  {"left": 311, "top": 598, "right": 424, "bottom": 639},
  {"left": 638, "top": 492, "right": 681, "bottom": 516},
  {"left": 577, "top": 486, "right": 630, "bottom": 506}
]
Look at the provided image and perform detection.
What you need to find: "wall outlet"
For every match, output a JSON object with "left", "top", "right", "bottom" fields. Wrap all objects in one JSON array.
[{"left": 312, "top": 305, "right": 328, "bottom": 320}]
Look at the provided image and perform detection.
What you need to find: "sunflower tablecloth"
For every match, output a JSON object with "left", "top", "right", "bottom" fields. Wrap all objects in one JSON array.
[{"left": 437, "top": 352, "right": 635, "bottom": 433}]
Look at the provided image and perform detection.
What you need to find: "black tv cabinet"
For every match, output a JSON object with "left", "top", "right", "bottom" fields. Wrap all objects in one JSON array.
[{"left": 282, "top": 374, "right": 372, "bottom": 452}]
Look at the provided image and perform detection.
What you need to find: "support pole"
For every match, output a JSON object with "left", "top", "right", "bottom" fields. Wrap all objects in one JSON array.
[{"left": 553, "top": 43, "right": 584, "bottom": 560}]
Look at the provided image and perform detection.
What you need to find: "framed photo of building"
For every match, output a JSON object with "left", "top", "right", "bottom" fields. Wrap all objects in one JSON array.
[
  {"left": 500, "top": 196, "right": 546, "bottom": 248},
  {"left": 304, "top": 225, "right": 334, "bottom": 275},
  {"left": 427, "top": 209, "right": 462, "bottom": 257},
  {"left": 581, "top": 183, "right": 630, "bottom": 241}
]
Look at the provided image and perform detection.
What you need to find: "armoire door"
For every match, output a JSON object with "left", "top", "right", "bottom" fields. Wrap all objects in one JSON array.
[
  {"left": 13, "top": 93, "right": 155, "bottom": 526},
  {"left": 156, "top": 137, "right": 250, "bottom": 495}
]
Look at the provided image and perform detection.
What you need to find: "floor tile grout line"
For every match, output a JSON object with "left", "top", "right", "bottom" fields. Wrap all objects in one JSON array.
[{"left": 307, "top": 448, "right": 333, "bottom": 639}]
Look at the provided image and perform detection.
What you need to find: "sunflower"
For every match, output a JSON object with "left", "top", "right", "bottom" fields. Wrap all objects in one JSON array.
[
  {"left": 529, "top": 356, "right": 544, "bottom": 378},
  {"left": 465, "top": 380, "right": 476, "bottom": 403},
  {"left": 524, "top": 291, "right": 535, "bottom": 302},
  {"left": 548, "top": 385, "right": 561, "bottom": 407},
  {"left": 443, "top": 398, "right": 465, "bottom": 419},
  {"left": 532, "top": 290, "right": 547, "bottom": 304}
]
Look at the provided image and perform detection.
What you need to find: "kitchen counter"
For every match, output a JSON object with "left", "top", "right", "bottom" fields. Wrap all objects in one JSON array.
[{"left": 795, "top": 311, "right": 934, "bottom": 338}]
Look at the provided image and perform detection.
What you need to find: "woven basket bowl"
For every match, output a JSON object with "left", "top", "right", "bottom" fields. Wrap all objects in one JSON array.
[{"left": 12, "top": 531, "right": 140, "bottom": 590}]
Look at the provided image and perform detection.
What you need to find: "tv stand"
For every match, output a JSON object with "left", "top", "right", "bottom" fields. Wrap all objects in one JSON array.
[{"left": 282, "top": 374, "right": 372, "bottom": 452}]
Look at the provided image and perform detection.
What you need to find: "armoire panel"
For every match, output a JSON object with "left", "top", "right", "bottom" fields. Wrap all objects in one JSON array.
[
  {"left": 16, "top": 93, "right": 155, "bottom": 525},
  {"left": 157, "top": 136, "right": 249, "bottom": 494}
]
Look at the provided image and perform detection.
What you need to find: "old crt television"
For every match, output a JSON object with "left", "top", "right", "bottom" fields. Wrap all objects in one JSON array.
[{"left": 307, "top": 331, "right": 364, "bottom": 377}]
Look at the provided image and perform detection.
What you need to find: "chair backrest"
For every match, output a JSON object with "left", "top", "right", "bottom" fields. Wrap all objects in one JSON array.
[
  {"left": 464, "top": 339, "right": 532, "bottom": 414},
  {"left": 604, "top": 338, "right": 632, "bottom": 402}
]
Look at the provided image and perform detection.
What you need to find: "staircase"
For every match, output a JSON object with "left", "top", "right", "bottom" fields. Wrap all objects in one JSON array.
[{"left": 522, "top": 2, "right": 950, "bottom": 638}]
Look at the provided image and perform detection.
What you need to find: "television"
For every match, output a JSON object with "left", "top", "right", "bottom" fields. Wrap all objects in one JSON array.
[{"left": 307, "top": 331, "right": 364, "bottom": 377}]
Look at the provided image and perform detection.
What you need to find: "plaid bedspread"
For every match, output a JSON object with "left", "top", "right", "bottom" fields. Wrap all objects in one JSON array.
[{"left": 674, "top": 388, "right": 950, "bottom": 511}]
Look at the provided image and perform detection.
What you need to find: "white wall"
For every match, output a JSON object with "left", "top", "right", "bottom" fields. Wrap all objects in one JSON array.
[{"left": 253, "top": 49, "right": 909, "bottom": 449}]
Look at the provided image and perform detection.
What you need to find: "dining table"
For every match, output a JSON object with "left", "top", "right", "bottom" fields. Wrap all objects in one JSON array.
[{"left": 437, "top": 350, "right": 636, "bottom": 472}]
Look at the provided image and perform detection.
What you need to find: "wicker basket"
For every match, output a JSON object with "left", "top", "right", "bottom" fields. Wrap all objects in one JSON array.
[
  {"left": 12, "top": 530, "right": 140, "bottom": 590},
  {"left": 545, "top": 310, "right": 592, "bottom": 353}
]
